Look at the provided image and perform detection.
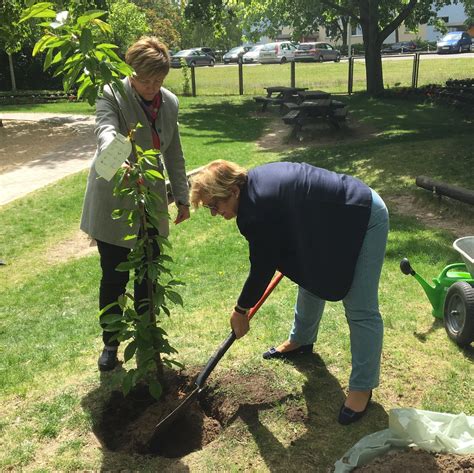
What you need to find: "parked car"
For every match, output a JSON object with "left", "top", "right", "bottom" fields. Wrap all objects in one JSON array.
[
  {"left": 192, "top": 47, "right": 216, "bottom": 58},
  {"left": 242, "top": 44, "right": 265, "bottom": 63},
  {"left": 381, "top": 41, "right": 418, "bottom": 54},
  {"left": 170, "top": 49, "right": 215, "bottom": 67},
  {"left": 294, "top": 42, "right": 341, "bottom": 62},
  {"left": 259, "top": 41, "right": 298, "bottom": 64},
  {"left": 436, "top": 31, "right": 472, "bottom": 54},
  {"left": 223, "top": 46, "right": 252, "bottom": 64}
]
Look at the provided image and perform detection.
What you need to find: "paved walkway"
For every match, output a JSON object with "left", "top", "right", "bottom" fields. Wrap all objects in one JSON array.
[{"left": 0, "top": 113, "right": 95, "bottom": 206}]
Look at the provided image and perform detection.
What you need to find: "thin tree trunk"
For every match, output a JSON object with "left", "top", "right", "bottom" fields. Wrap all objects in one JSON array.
[{"left": 8, "top": 53, "right": 17, "bottom": 92}]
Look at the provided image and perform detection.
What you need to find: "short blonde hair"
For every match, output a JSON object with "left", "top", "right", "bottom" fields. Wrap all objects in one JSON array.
[
  {"left": 190, "top": 160, "right": 248, "bottom": 208},
  {"left": 125, "top": 36, "right": 170, "bottom": 78}
]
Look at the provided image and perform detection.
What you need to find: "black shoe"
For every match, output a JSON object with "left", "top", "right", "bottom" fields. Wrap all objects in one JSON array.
[
  {"left": 262, "top": 344, "right": 313, "bottom": 360},
  {"left": 98, "top": 347, "right": 118, "bottom": 372},
  {"left": 338, "top": 391, "right": 372, "bottom": 425}
]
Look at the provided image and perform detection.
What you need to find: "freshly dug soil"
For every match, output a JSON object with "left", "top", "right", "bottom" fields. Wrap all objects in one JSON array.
[
  {"left": 94, "top": 368, "right": 290, "bottom": 458},
  {"left": 354, "top": 447, "right": 474, "bottom": 472}
]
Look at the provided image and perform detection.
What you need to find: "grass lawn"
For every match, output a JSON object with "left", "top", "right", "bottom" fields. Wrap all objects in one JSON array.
[
  {"left": 163, "top": 56, "right": 474, "bottom": 96},
  {"left": 0, "top": 94, "right": 473, "bottom": 471}
]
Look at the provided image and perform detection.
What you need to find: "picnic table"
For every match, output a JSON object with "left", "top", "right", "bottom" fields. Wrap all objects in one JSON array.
[
  {"left": 254, "top": 86, "right": 307, "bottom": 112},
  {"left": 281, "top": 91, "right": 349, "bottom": 139},
  {"left": 296, "top": 89, "right": 331, "bottom": 103}
]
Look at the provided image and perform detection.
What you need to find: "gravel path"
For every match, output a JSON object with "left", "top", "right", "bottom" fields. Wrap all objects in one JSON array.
[{"left": 0, "top": 113, "right": 95, "bottom": 206}]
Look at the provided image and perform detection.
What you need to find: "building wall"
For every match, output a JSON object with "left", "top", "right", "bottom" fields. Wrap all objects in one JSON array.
[{"left": 317, "top": 2, "right": 469, "bottom": 45}]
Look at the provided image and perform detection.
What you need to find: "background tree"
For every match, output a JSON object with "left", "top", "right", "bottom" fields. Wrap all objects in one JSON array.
[
  {"left": 183, "top": 0, "right": 244, "bottom": 51},
  {"left": 107, "top": 0, "right": 150, "bottom": 53},
  {"left": 0, "top": 0, "right": 44, "bottom": 91},
  {"left": 465, "top": 1, "right": 474, "bottom": 28},
  {"left": 235, "top": 0, "right": 471, "bottom": 96},
  {"left": 134, "top": 0, "right": 182, "bottom": 51}
]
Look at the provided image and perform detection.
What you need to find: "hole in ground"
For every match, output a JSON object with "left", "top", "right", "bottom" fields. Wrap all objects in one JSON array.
[{"left": 94, "top": 368, "right": 295, "bottom": 458}]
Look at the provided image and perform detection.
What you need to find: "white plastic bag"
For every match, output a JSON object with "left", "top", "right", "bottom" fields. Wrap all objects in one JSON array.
[{"left": 334, "top": 408, "right": 474, "bottom": 472}]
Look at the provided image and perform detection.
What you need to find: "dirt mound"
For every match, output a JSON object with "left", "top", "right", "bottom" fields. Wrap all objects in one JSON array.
[{"left": 354, "top": 448, "right": 474, "bottom": 472}]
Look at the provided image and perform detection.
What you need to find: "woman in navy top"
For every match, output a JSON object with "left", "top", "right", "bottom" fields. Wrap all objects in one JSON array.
[{"left": 191, "top": 160, "right": 389, "bottom": 425}]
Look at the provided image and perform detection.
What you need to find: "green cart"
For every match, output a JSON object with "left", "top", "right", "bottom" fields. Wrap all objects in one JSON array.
[{"left": 400, "top": 236, "right": 474, "bottom": 347}]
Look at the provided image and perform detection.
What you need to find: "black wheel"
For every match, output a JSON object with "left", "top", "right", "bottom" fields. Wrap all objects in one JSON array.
[
  {"left": 458, "top": 45, "right": 463, "bottom": 54},
  {"left": 209, "top": 59, "right": 215, "bottom": 67},
  {"left": 190, "top": 61, "right": 196, "bottom": 67},
  {"left": 280, "top": 56, "right": 287, "bottom": 64},
  {"left": 444, "top": 281, "right": 474, "bottom": 347},
  {"left": 334, "top": 54, "right": 341, "bottom": 63},
  {"left": 318, "top": 55, "right": 324, "bottom": 63}
]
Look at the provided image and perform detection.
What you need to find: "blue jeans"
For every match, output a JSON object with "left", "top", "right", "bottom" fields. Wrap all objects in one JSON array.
[{"left": 289, "top": 189, "right": 389, "bottom": 391}]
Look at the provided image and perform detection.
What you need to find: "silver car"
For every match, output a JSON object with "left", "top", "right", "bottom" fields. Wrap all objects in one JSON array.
[
  {"left": 294, "top": 42, "right": 341, "bottom": 62},
  {"left": 259, "top": 41, "right": 298, "bottom": 64},
  {"left": 242, "top": 44, "right": 265, "bottom": 63}
]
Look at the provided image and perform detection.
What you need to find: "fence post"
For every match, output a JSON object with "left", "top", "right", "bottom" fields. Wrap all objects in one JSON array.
[
  {"left": 191, "top": 65, "right": 196, "bottom": 97},
  {"left": 411, "top": 52, "right": 420, "bottom": 89},
  {"left": 238, "top": 57, "right": 244, "bottom": 95},
  {"left": 348, "top": 56, "right": 354, "bottom": 95},
  {"left": 290, "top": 61, "right": 295, "bottom": 87}
]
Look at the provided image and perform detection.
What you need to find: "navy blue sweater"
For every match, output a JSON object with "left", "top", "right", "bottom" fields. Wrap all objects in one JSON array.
[{"left": 236, "top": 162, "right": 372, "bottom": 308}]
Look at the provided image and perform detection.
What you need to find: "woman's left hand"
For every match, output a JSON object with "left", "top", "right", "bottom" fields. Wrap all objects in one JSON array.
[{"left": 174, "top": 204, "right": 190, "bottom": 224}]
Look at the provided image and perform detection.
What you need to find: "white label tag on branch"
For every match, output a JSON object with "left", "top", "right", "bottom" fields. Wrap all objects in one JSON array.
[{"left": 95, "top": 133, "right": 132, "bottom": 181}]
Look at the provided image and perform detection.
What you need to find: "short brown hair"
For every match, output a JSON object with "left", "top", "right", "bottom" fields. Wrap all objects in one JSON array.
[
  {"left": 125, "top": 36, "right": 170, "bottom": 78},
  {"left": 190, "top": 160, "right": 248, "bottom": 208}
]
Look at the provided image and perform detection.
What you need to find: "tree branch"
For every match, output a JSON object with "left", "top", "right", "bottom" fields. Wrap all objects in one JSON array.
[{"left": 379, "top": 0, "right": 418, "bottom": 42}]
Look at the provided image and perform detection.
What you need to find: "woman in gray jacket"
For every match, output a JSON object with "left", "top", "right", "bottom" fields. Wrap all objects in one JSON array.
[{"left": 80, "top": 37, "right": 190, "bottom": 371}]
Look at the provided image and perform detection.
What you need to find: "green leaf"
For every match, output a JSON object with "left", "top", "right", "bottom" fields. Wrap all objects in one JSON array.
[
  {"left": 62, "top": 61, "right": 83, "bottom": 92},
  {"left": 98, "top": 301, "right": 119, "bottom": 316},
  {"left": 79, "top": 28, "right": 93, "bottom": 54},
  {"left": 96, "top": 43, "right": 119, "bottom": 50},
  {"left": 155, "top": 235, "right": 172, "bottom": 249},
  {"left": 100, "top": 313, "right": 123, "bottom": 324},
  {"left": 77, "top": 77, "right": 94, "bottom": 100},
  {"left": 111, "top": 208, "right": 125, "bottom": 220},
  {"left": 116, "top": 261, "right": 138, "bottom": 271},
  {"left": 123, "top": 234, "right": 136, "bottom": 241},
  {"left": 144, "top": 169, "right": 164, "bottom": 181},
  {"left": 32, "top": 34, "right": 55, "bottom": 56},
  {"left": 20, "top": 2, "right": 56, "bottom": 23},
  {"left": 77, "top": 10, "right": 107, "bottom": 26},
  {"left": 124, "top": 340, "right": 137, "bottom": 362},
  {"left": 51, "top": 50, "right": 62, "bottom": 66},
  {"left": 167, "top": 279, "right": 184, "bottom": 287},
  {"left": 43, "top": 48, "right": 53, "bottom": 71},
  {"left": 103, "top": 321, "right": 127, "bottom": 332},
  {"left": 92, "top": 18, "right": 112, "bottom": 34},
  {"left": 148, "top": 379, "right": 163, "bottom": 401},
  {"left": 163, "top": 358, "right": 185, "bottom": 370},
  {"left": 166, "top": 290, "right": 183, "bottom": 306},
  {"left": 122, "top": 370, "right": 134, "bottom": 396}
]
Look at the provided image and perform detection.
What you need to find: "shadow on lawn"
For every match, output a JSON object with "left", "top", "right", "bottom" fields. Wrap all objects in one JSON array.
[{"left": 238, "top": 354, "right": 388, "bottom": 472}]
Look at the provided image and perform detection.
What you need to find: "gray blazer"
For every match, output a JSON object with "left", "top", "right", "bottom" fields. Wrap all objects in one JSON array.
[{"left": 80, "top": 78, "right": 189, "bottom": 248}]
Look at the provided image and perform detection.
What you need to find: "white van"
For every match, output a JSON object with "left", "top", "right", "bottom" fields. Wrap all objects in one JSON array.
[{"left": 259, "top": 41, "right": 297, "bottom": 64}]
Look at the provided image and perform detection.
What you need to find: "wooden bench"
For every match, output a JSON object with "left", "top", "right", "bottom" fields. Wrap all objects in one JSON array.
[
  {"left": 282, "top": 109, "right": 301, "bottom": 125},
  {"left": 253, "top": 96, "right": 285, "bottom": 112}
]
